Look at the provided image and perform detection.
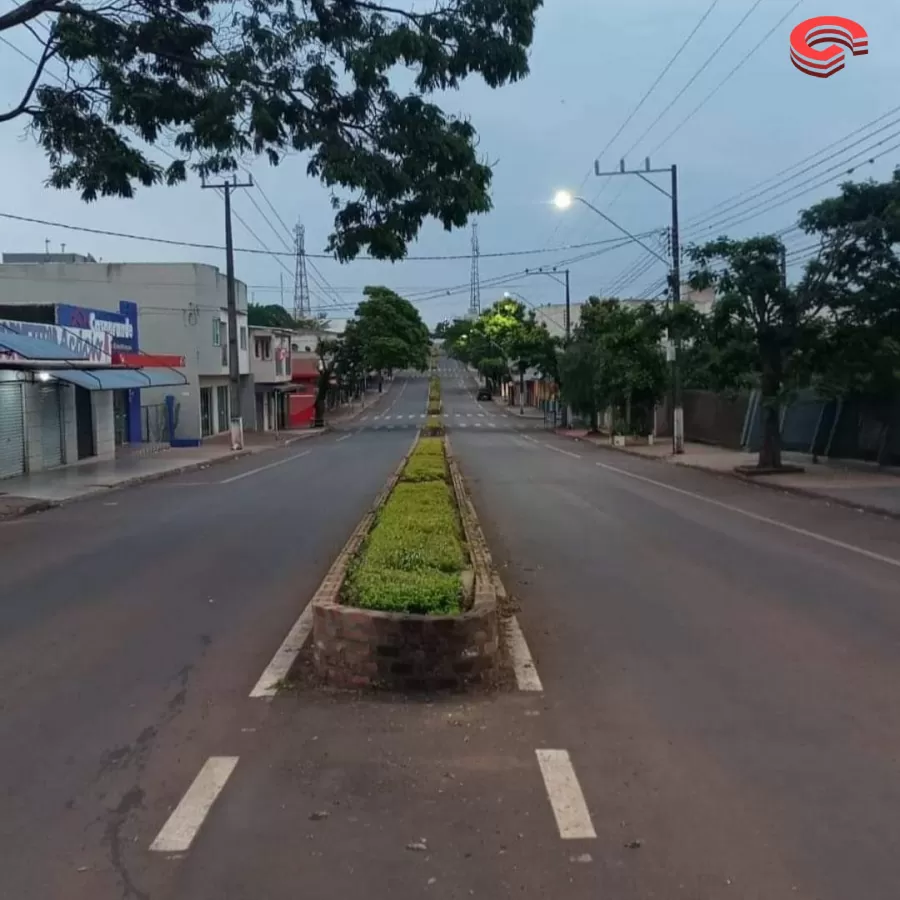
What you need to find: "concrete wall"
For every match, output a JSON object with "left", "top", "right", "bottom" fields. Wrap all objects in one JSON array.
[{"left": 0, "top": 261, "right": 251, "bottom": 442}]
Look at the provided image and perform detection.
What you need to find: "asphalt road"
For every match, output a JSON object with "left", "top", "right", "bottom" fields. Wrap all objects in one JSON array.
[
  {"left": 442, "top": 358, "right": 900, "bottom": 900},
  {"left": 0, "top": 375, "right": 425, "bottom": 900},
  {"left": 5, "top": 360, "right": 900, "bottom": 900}
]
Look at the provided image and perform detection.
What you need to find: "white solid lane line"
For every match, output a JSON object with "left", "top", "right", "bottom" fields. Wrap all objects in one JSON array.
[
  {"left": 535, "top": 750, "right": 596, "bottom": 840},
  {"left": 336, "top": 433, "right": 353, "bottom": 443},
  {"left": 594, "top": 459, "right": 900, "bottom": 569},
  {"left": 505, "top": 616, "right": 542, "bottom": 691},
  {"left": 150, "top": 757, "right": 239, "bottom": 852},
  {"left": 250, "top": 604, "right": 314, "bottom": 697},
  {"left": 218, "top": 450, "right": 311, "bottom": 484},
  {"left": 544, "top": 443, "right": 582, "bottom": 459}
]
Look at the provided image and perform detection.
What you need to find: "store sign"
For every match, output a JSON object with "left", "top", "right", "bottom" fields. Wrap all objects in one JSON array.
[
  {"left": 0, "top": 318, "right": 112, "bottom": 363},
  {"left": 56, "top": 301, "right": 139, "bottom": 352}
]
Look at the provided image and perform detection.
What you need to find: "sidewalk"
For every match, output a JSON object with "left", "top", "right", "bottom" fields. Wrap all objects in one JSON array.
[
  {"left": 556, "top": 430, "right": 900, "bottom": 518},
  {"left": 492, "top": 398, "right": 546, "bottom": 420},
  {"left": 0, "top": 429, "right": 321, "bottom": 520}
]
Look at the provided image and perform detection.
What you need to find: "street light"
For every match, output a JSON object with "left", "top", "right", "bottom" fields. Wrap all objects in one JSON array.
[{"left": 552, "top": 185, "right": 683, "bottom": 454}]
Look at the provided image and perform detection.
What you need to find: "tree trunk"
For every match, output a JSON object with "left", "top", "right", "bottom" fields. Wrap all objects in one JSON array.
[
  {"left": 519, "top": 366, "right": 525, "bottom": 413},
  {"left": 590, "top": 406, "right": 599, "bottom": 433},
  {"left": 314, "top": 368, "right": 330, "bottom": 428},
  {"left": 758, "top": 398, "right": 782, "bottom": 469}
]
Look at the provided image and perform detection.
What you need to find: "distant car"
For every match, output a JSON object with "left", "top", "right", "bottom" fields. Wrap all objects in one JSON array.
[{"left": 476, "top": 388, "right": 493, "bottom": 401}]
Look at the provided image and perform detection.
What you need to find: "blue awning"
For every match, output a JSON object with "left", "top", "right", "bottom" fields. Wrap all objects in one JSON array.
[
  {"left": 0, "top": 329, "right": 93, "bottom": 360},
  {"left": 50, "top": 368, "right": 187, "bottom": 390}
]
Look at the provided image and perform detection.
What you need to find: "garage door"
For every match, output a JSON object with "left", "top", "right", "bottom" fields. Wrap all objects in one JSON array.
[
  {"left": 0, "top": 382, "right": 26, "bottom": 479},
  {"left": 37, "top": 383, "right": 64, "bottom": 469}
]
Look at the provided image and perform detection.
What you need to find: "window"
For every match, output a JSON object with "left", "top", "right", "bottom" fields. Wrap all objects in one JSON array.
[
  {"left": 221, "top": 323, "right": 228, "bottom": 366},
  {"left": 212, "top": 318, "right": 221, "bottom": 346},
  {"left": 240, "top": 326, "right": 247, "bottom": 350},
  {"left": 254, "top": 337, "right": 263, "bottom": 359}
]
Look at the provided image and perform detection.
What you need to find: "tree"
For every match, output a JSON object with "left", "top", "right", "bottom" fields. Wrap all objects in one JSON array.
[
  {"left": 560, "top": 298, "right": 666, "bottom": 434},
  {"left": 247, "top": 302, "right": 321, "bottom": 330},
  {"left": 313, "top": 328, "right": 365, "bottom": 426},
  {"left": 1, "top": 0, "right": 540, "bottom": 260},
  {"left": 799, "top": 172, "right": 900, "bottom": 464},
  {"left": 354, "top": 286, "right": 430, "bottom": 380},
  {"left": 688, "top": 236, "right": 822, "bottom": 470}
]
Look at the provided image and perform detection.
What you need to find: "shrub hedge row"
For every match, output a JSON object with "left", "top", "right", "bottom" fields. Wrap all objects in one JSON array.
[{"left": 342, "top": 437, "right": 467, "bottom": 615}]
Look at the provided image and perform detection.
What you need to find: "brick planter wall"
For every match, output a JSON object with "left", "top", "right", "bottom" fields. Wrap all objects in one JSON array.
[{"left": 312, "top": 436, "right": 500, "bottom": 690}]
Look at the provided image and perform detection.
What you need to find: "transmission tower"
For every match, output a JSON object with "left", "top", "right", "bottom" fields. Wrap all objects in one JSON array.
[
  {"left": 469, "top": 223, "right": 481, "bottom": 318},
  {"left": 293, "top": 223, "right": 311, "bottom": 320}
]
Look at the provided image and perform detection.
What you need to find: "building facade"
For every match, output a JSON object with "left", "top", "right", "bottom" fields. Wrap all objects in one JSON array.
[
  {"left": 0, "top": 259, "right": 249, "bottom": 444},
  {"left": 0, "top": 313, "right": 186, "bottom": 480}
]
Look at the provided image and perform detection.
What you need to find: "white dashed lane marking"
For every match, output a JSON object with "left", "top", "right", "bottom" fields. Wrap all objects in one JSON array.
[
  {"left": 150, "top": 757, "right": 239, "bottom": 853},
  {"left": 535, "top": 750, "right": 596, "bottom": 840}
]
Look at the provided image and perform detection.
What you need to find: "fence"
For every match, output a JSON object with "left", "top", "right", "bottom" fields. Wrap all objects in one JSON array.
[{"left": 656, "top": 388, "right": 900, "bottom": 466}]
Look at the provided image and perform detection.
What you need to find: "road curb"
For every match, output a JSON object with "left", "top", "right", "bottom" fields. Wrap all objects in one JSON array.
[{"left": 554, "top": 430, "right": 900, "bottom": 521}]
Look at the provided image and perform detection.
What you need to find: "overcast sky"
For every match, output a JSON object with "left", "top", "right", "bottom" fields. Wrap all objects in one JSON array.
[{"left": 0, "top": 0, "right": 897, "bottom": 327}]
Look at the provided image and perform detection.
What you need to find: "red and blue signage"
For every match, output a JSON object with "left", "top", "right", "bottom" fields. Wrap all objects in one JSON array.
[
  {"left": 56, "top": 301, "right": 143, "bottom": 442},
  {"left": 56, "top": 301, "right": 139, "bottom": 352}
]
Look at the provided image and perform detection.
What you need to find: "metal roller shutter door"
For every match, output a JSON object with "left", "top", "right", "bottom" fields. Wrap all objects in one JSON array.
[
  {"left": 0, "top": 383, "right": 26, "bottom": 478},
  {"left": 37, "top": 383, "right": 64, "bottom": 468}
]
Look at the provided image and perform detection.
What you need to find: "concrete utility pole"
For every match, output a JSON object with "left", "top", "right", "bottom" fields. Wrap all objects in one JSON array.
[
  {"left": 591, "top": 157, "right": 684, "bottom": 453},
  {"left": 202, "top": 174, "right": 253, "bottom": 450}
]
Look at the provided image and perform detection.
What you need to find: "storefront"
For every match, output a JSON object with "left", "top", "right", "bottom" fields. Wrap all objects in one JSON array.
[
  {"left": 0, "top": 316, "right": 186, "bottom": 479},
  {"left": 56, "top": 302, "right": 141, "bottom": 445}
]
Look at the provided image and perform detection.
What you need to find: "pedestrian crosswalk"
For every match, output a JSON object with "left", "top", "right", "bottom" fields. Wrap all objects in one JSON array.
[{"left": 347, "top": 409, "right": 509, "bottom": 433}]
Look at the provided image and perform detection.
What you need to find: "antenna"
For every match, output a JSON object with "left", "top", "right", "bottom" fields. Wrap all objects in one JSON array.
[
  {"left": 293, "top": 223, "right": 311, "bottom": 320},
  {"left": 469, "top": 223, "right": 481, "bottom": 318}
]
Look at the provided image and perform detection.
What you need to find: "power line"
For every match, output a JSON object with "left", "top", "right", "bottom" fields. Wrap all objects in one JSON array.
[
  {"left": 545, "top": 0, "right": 722, "bottom": 248},
  {"left": 648, "top": 0, "right": 805, "bottom": 157},
  {"left": 691, "top": 129, "right": 900, "bottom": 235},
  {"left": 684, "top": 103, "right": 900, "bottom": 228},
  {"left": 0, "top": 210, "right": 658, "bottom": 262},
  {"left": 684, "top": 115, "right": 900, "bottom": 234},
  {"left": 614, "top": 0, "right": 765, "bottom": 169}
]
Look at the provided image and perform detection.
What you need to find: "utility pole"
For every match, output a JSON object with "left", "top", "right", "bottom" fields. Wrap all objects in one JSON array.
[
  {"left": 592, "top": 157, "right": 684, "bottom": 453},
  {"left": 669, "top": 164, "right": 684, "bottom": 454},
  {"left": 202, "top": 174, "right": 253, "bottom": 450}
]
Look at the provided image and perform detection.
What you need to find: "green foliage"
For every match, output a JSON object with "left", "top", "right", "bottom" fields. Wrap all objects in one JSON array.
[
  {"left": 414, "top": 437, "right": 445, "bottom": 456},
  {"left": 344, "top": 567, "right": 462, "bottom": 616},
  {"left": 444, "top": 299, "right": 556, "bottom": 391},
  {"left": 342, "top": 440, "right": 467, "bottom": 614},
  {"left": 799, "top": 170, "right": 900, "bottom": 440},
  {"left": 429, "top": 377, "right": 441, "bottom": 401},
  {"left": 560, "top": 298, "right": 666, "bottom": 434},
  {"left": 355, "top": 287, "right": 431, "bottom": 373},
  {"left": 247, "top": 303, "right": 322, "bottom": 331},
  {"left": 687, "top": 236, "right": 822, "bottom": 469},
  {"left": 4, "top": 0, "right": 541, "bottom": 260},
  {"left": 401, "top": 453, "right": 447, "bottom": 482}
]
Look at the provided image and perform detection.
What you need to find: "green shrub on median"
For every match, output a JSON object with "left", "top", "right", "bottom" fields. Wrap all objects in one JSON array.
[{"left": 342, "top": 439, "right": 467, "bottom": 615}]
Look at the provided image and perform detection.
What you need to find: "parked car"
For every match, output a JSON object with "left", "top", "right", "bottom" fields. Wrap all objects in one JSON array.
[{"left": 476, "top": 388, "right": 493, "bottom": 401}]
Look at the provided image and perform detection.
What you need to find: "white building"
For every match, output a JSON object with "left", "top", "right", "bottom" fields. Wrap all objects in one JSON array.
[
  {"left": 249, "top": 325, "right": 293, "bottom": 431},
  {"left": 0, "top": 259, "right": 250, "bottom": 444}
]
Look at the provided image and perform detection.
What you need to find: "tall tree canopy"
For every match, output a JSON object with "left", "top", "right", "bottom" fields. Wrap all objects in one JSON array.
[
  {"left": 354, "top": 286, "right": 431, "bottom": 373},
  {"left": 688, "top": 236, "right": 824, "bottom": 470},
  {"left": 799, "top": 171, "right": 900, "bottom": 457},
  {"left": 247, "top": 302, "right": 323, "bottom": 331},
  {"left": 560, "top": 298, "right": 666, "bottom": 433},
  {"left": 1, "top": 0, "right": 541, "bottom": 259}
]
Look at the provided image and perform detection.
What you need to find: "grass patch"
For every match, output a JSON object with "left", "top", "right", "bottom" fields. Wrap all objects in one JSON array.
[
  {"left": 429, "top": 377, "right": 441, "bottom": 403},
  {"left": 342, "top": 439, "right": 467, "bottom": 615}
]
